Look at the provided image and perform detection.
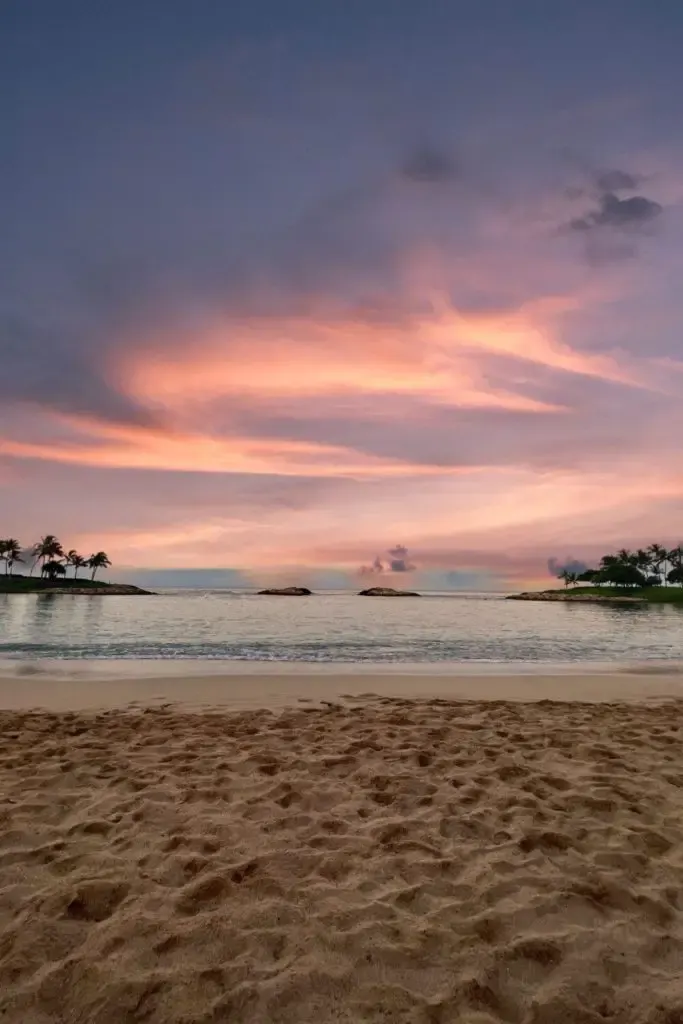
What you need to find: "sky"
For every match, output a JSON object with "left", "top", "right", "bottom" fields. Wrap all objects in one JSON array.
[{"left": 2, "top": 0, "right": 683, "bottom": 589}]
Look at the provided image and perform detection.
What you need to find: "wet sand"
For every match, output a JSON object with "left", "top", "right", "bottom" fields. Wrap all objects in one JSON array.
[
  {"left": 1, "top": 667, "right": 683, "bottom": 1022},
  {"left": 2, "top": 659, "right": 683, "bottom": 710}
]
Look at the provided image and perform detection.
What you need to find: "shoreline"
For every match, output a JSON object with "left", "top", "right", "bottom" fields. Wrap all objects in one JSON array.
[
  {"left": 508, "top": 586, "right": 683, "bottom": 605},
  {"left": 4, "top": 655, "right": 683, "bottom": 675},
  {"left": 1, "top": 658, "right": 683, "bottom": 710}
]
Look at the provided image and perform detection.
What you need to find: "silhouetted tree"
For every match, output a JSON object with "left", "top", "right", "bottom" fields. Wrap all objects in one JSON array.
[
  {"left": 43, "top": 561, "right": 66, "bottom": 581},
  {"left": 597, "top": 563, "right": 647, "bottom": 588},
  {"left": 648, "top": 543, "right": 668, "bottom": 583},
  {"left": 3, "top": 539, "right": 22, "bottom": 576},
  {"left": 87, "top": 552, "right": 111, "bottom": 581},
  {"left": 2, "top": 534, "right": 114, "bottom": 585},
  {"left": 32, "top": 536, "right": 64, "bottom": 576},
  {"left": 669, "top": 546, "right": 683, "bottom": 576},
  {"left": 66, "top": 550, "right": 88, "bottom": 579},
  {"left": 635, "top": 548, "right": 652, "bottom": 577},
  {"left": 560, "top": 544, "right": 683, "bottom": 590}
]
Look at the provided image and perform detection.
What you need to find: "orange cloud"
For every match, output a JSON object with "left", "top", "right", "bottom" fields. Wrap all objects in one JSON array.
[
  {"left": 121, "top": 293, "right": 638, "bottom": 419},
  {"left": 4, "top": 283, "right": 668, "bottom": 484},
  {"left": 123, "top": 315, "right": 562, "bottom": 415}
]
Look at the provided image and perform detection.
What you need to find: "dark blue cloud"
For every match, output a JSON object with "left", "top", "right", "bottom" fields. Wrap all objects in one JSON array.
[
  {"left": 360, "top": 544, "right": 416, "bottom": 575},
  {"left": 570, "top": 192, "right": 662, "bottom": 232},
  {"left": 547, "top": 556, "right": 590, "bottom": 577}
]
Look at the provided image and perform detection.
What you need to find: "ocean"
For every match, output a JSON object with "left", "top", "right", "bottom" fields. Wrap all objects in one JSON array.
[{"left": 1, "top": 590, "right": 682, "bottom": 665}]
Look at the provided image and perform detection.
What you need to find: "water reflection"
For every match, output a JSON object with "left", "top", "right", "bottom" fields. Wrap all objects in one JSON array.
[
  {"left": 562, "top": 600, "right": 683, "bottom": 620},
  {"left": 32, "top": 592, "right": 60, "bottom": 629},
  {"left": 0, "top": 593, "right": 106, "bottom": 647},
  {"left": 0, "top": 594, "right": 31, "bottom": 636},
  {"left": 1, "top": 592, "right": 683, "bottom": 663}
]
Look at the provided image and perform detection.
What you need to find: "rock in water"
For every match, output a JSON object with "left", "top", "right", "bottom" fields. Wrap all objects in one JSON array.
[
  {"left": 257, "top": 587, "right": 313, "bottom": 596},
  {"left": 358, "top": 587, "right": 420, "bottom": 597}
]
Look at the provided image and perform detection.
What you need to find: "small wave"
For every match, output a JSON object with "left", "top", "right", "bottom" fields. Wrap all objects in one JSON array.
[{"left": 3, "top": 638, "right": 683, "bottom": 664}]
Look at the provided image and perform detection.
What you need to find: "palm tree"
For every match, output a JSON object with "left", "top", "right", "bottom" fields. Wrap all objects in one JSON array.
[
  {"left": 669, "top": 545, "right": 683, "bottom": 569},
  {"left": 635, "top": 548, "right": 652, "bottom": 577},
  {"left": 599, "top": 554, "right": 618, "bottom": 576},
  {"left": 66, "top": 550, "right": 88, "bottom": 579},
  {"left": 647, "top": 543, "right": 668, "bottom": 585},
  {"left": 87, "top": 552, "right": 111, "bottom": 581},
  {"left": 556, "top": 543, "right": 683, "bottom": 592},
  {"left": 616, "top": 548, "right": 641, "bottom": 570},
  {"left": 669, "top": 546, "right": 683, "bottom": 585},
  {"left": 32, "top": 535, "right": 64, "bottom": 577},
  {"left": 600, "top": 563, "right": 647, "bottom": 588},
  {"left": 3, "top": 539, "right": 22, "bottom": 576},
  {"left": 43, "top": 560, "right": 66, "bottom": 581}
]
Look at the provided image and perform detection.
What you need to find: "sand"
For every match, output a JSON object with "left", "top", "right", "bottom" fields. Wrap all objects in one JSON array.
[
  {"left": 2, "top": 672, "right": 683, "bottom": 1021},
  {"left": 3, "top": 658, "right": 683, "bottom": 710}
]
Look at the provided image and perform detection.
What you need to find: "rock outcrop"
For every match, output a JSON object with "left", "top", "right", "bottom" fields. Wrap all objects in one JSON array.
[
  {"left": 507, "top": 590, "right": 644, "bottom": 604},
  {"left": 358, "top": 587, "right": 421, "bottom": 597},
  {"left": 257, "top": 587, "right": 313, "bottom": 596},
  {"left": 0, "top": 576, "right": 154, "bottom": 595},
  {"left": 45, "top": 585, "right": 154, "bottom": 595}
]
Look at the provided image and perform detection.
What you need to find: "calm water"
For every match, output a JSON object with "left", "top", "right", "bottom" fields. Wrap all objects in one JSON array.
[{"left": 1, "top": 590, "right": 683, "bottom": 664}]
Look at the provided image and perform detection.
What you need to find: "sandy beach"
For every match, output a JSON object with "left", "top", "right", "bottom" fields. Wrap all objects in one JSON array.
[{"left": 2, "top": 670, "right": 683, "bottom": 1022}]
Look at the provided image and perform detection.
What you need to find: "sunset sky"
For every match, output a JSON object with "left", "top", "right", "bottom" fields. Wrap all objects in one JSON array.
[{"left": 3, "top": 1, "right": 683, "bottom": 589}]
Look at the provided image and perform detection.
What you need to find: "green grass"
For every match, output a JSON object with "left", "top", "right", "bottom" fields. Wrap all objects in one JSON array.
[
  {"left": 0, "top": 574, "right": 110, "bottom": 593},
  {"left": 558, "top": 586, "right": 683, "bottom": 604}
]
